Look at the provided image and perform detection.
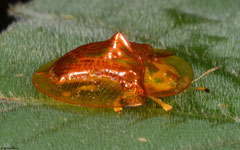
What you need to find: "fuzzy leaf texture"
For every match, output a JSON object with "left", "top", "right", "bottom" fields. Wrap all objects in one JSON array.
[{"left": 0, "top": 0, "right": 240, "bottom": 149}]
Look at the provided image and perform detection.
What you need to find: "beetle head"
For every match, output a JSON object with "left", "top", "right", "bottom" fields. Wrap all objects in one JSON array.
[
  {"left": 144, "top": 59, "right": 181, "bottom": 97},
  {"left": 144, "top": 54, "right": 193, "bottom": 97}
]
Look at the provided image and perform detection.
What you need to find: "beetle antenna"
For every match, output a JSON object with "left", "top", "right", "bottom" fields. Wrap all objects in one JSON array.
[
  {"left": 189, "top": 87, "right": 210, "bottom": 93},
  {"left": 192, "top": 65, "right": 222, "bottom": 83}
]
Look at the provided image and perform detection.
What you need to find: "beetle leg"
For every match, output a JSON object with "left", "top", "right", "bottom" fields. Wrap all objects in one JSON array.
[
  {"left": 149, "top": 96, "right": 172, "bottom": 111},
  {"left": 113, "top": 107, "right": 123, "bottom": 112},
  {"left": 113, "top": 97, "right": 123, "bottom": 112}
]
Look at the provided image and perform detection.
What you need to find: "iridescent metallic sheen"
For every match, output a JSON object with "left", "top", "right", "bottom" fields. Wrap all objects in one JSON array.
[{"left": 32, "top": 32, "right": 193, "bottom": 109}]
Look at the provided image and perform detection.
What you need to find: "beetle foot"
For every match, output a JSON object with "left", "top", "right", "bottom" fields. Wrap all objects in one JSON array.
[
  {"left": 114, "top": 107, "right": 123, "bottom": 112},
  {"left": 161, "top": 102, "right": 172, "bottom": 111},
  {"left": 149, "top": 96, "right": 172, "bottom": 111}
]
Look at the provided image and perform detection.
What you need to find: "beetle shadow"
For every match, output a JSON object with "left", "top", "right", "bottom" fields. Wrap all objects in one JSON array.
[
  {"left": 164, "top": 8, "right": 219, "bottom": 28},
  {"left": 35, "top": 96, "right": 187, "bottom": 129}
]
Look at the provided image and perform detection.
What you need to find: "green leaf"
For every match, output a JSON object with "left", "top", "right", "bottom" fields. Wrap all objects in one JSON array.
[{"left": 1, "top": 0, "right": 240, "bottom": 149}]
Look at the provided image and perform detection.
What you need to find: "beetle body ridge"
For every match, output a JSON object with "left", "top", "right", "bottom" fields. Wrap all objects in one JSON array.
[{"left": 33, "top": 33, "right": 149, "bottom": 107}]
